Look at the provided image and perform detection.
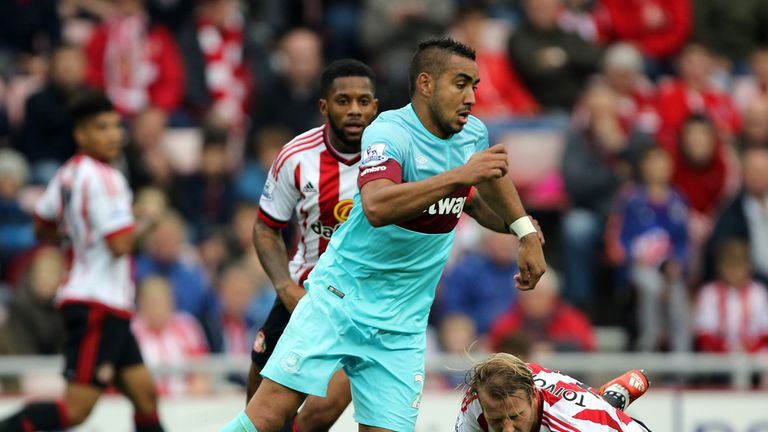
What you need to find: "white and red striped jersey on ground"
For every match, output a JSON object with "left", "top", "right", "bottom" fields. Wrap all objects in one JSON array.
[
  {"left": 131, "top": 313, "right": 208, "bottom": 395},
  {"left": 455, "top": 363, "right": 649, "bottom": 432},
  {"left": 257, "top": 124, "right": 360, "bottom": 283},
  {"left": 34, "top": 154, "right": 135, "bottom": 316}
]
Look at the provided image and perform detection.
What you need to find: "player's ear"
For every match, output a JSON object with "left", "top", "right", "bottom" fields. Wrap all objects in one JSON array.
[
  {"left": 417, "top": 72, "right": 433, "bottom": 97},
  {"left": 319, "top": 98, "right": 328, "bottom": 117},
  {"left": 372, "top": 98, "right": 379, "bottom": 115}
]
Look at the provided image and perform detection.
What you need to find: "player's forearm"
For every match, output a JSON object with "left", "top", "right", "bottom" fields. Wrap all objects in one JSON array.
[
  {"left": 463, "top": 192, "right": 509, "bottom": 233},
  {"left": 475, "top": 176, "right": 528, "bottom": 228},
  {"left": 361, "top": 170, "right": 464, "bottom": 227},
  {"left": 252, "top": 220, "right": 295, "bottom": 293}
]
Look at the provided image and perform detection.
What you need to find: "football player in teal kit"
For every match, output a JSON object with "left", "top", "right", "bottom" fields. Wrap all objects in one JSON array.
[{"left": 223, "top": 37, "right": 546, "bottom": 432}]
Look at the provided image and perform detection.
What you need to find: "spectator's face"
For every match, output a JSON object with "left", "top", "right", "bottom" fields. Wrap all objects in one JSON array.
[
  {"left": 640, "top": 149, "right": 673, "bottom": 186},
  {"left": 428, "top": 55, "right": 479, "bottom": 137},
  {"left": 439, "top": 315, "right": 476, "bottom": 353},
  {"left": 681, "top": 122, "right": 717, "bottom": 168},
  {"left": 750, "top": 50, "right": 768, "bottom": 83},
  {"left": 743, "top": 150, "right": 768, "bottom": 198},
  {"left": 605, "top": 67, "right": 636, "bottom": 95},
  {"left": 116, "top": 0, "right": 145, "bottom": 15},
  {"left": 148, "top": 219, "right": 183, "bottom": 263},
  {"left": 279, "top": 30, "right": 323, "bottom": 88},
  {"left": 519, "top": 278, "right": 556, "bottom": 319},
  {"left": 679, "top": 46, "right": 713, "bottom": 84},
  {"left": 483, "top": 231, "right": 518, "bottom": 265},
  {"left": 197, "top": 0, "right": 238, "bottom": 26},
  {"left": 0, "top": 175, "right": 22, "bottom": 199},
  {"left": 76, "top": 112, "right": 124, "bottom": 162},
  {"left": 132, "top": 108, "right": 167, "bottom": 151},
  {"left": 138, "top": 279, "right": 175, "bottom": 330},
  {"left": 52, "top": 48, "right": 85, "bottom": 91},
  {"left": 584, "top": 85, "right": 618, "bottom": 119},
  {"left": 743, "top": 99, "right": 768, "bottom": 144},
  {"left": 478, "top": 388, "right": 537, "bottom": 432},
  {"left": 718, "top": 259, "right": 751, "bottom": 287},
  {"left": 525, "top": 0, "right": 560, "bottom": 30},
  {"left": 321, "top": 76, "right": 378, "bottom": 149},
  {"left": 219, "top": 269, "right": 254, "bottom": 318}
]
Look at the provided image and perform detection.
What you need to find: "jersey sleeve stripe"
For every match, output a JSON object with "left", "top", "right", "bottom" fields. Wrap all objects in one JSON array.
[
  {"left": 258, "top": 207, "right": 289, "bottom": 229},
  {"left": 271, "top": 135, "right": 324, "bottom": 177},
  {"left": 544, "top": 412, "right": 580, "bottom": 432},
  {"left": 543, "top": 418, "right": 571, "bottom": 432},
  {"left": 271, "top": 139, "right": 323, "bottom": 178},
  {"left": 357, "top": 159, "right": 402, "bottom": 189},
  {"left": 104, "top": 224, "right": 134, "bottom": 241}
]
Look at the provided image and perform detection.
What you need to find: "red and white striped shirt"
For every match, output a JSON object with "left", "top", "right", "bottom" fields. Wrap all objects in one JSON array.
[
  {"left": 455, "top": 363, "right": 648, "bottom": 432},
  {"left": 694, "top": 280, "right": 768, "bottom": 353},
  {"left": 257, "top": 124, "right": 360, "bottom": 283},
  {"left": 131, "top": 313, "right": 208, "bottom": 395},
  {"left": 34, "top": 154, "right": 135, "bottom": 315}
]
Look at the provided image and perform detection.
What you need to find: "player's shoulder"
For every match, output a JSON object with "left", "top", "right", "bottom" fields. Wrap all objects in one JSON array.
[
  {"left": 463, "top": 114, "right": 488, "bottom": 138},
  {"left": 271, "top": 125, "right": 326, "bottom": 175},
  {"left": 366, "top": 106, "right": 412, "bottom": 136}
]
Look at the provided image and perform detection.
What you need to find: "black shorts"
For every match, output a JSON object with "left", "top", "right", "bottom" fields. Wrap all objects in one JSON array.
[
  {"left": 62, "top": 303, "right": 144, "bottom": 388},
  {"left": 250, "top": 299, "right": 290, "bottom": 368}
]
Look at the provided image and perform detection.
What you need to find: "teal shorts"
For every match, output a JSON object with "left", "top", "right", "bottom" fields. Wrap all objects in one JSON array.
[{"left": 261, "top": 287, "right": 426, "bottom": 431}]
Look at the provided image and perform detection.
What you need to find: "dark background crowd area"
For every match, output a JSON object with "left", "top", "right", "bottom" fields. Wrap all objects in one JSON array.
[{"left": 1, "top": 0, "right": 768, "bottom": 391}]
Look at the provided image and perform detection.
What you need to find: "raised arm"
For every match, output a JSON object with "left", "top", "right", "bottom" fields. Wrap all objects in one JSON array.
[
  {"left": 360, "top": 144, "right": 509, "bottom": 227},
  {"left": 475, "top": 175, "right": 547, "bottom": 290}
]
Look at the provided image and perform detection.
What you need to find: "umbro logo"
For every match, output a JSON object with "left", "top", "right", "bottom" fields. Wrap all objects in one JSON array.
[
  {"left": 302, "top": 182, "right": 317, "bottom": 193},
  {"left": 415, "top": 154, "right": 428, "bottom": 169}
]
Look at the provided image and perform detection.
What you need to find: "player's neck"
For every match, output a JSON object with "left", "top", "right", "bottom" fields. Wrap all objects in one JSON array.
[
  {"left": 327, "top": 128, "right": 358, "bottom": 154},
  {"left": 79, "top": 150, "right": 111, "bottom": 164}
]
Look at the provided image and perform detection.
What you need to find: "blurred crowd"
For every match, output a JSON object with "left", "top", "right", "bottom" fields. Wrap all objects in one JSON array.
[{"left": 0, "top": 0, "right": 768, "bottom": 393}]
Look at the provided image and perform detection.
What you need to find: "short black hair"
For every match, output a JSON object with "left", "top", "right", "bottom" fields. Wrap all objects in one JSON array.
[
  {"left": 320, "top": 59, "right": 375, "bottom": 98},
  {"left": 409, "top": 37, "right": 476, "bottom": 96},
  {"left": 69, "top": 90, "right": 115, "bottom": 127}
]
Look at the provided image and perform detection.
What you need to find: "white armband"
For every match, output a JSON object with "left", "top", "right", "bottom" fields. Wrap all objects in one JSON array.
[{"left": 509, "top": 216, "right": 536, "bottom": 238}]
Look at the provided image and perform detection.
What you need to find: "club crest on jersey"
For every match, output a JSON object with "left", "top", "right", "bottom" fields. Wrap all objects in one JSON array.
[
  {"left": 425, "top": 196, "right": 467, "bottom": 218},
  {"left": 334, "top": 200, "right": 353, "bottom": 223},
  {"left": 463, "top": 145, "right": 474, "bottom": 162},
  {"left": 361, "top": 143, "right": 388, "bottom": 166},
  {"left": 262, "top": 179, "right": 275, "bottom": 201}
]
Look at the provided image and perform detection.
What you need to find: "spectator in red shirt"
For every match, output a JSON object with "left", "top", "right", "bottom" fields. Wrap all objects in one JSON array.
[
  {"left": 488, "top": 270, "right": 596, "bottom": 354},
  {"left": 84, "top": 0, "right": 184, "bottom": 118},
  {"left": 592, "top": 0, "right": 691, "bottom": 65},
  {"left": 656, "top": 42, "right": 741, "bottom": 151},
  {"left": 601, "top": 43, "right": 660, "bottom": 135}
]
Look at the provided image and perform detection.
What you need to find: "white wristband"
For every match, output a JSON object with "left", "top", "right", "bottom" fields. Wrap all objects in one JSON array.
[{"left": 509, "top": 216, "right": 536, "bottom": 238}]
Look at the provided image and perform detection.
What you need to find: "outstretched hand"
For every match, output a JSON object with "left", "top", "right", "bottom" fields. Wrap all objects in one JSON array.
[{"left": 515, "top": 233, "right": 546, "bottom": 291}]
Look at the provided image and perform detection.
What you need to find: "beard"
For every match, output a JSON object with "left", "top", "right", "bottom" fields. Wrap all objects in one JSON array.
[
  {"left": 328, "top": 116, "right": 361, "bottom": 150},
  {"left": 429, "top": 97, "right": 460, "bottom": 138}
]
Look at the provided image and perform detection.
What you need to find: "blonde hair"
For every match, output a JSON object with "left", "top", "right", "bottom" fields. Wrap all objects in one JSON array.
[{"left": 466, "top": 353, "right": 534, "bottom": 401}]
